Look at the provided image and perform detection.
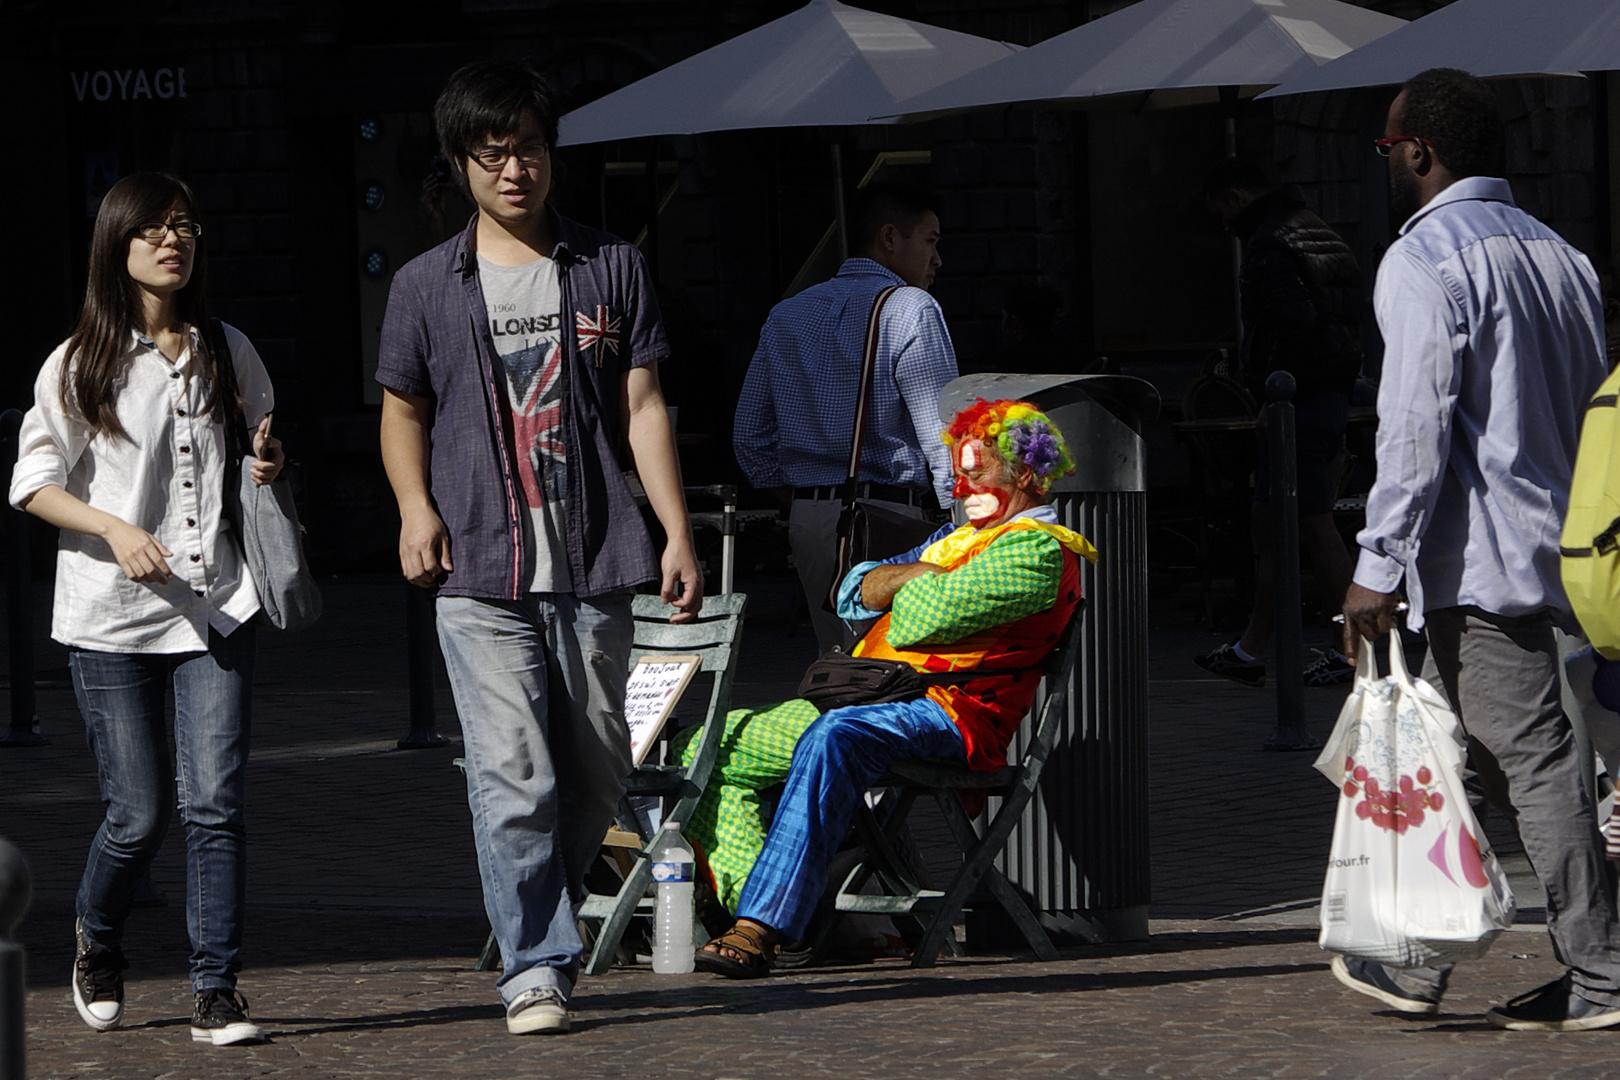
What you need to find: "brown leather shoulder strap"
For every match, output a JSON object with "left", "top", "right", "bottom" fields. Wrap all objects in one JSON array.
[{"left": 843, "top": 285, "right": 902, "bottom": 484}]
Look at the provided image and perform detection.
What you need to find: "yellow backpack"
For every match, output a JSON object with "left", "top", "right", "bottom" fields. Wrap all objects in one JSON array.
[{"left": 1562, "top": 365, "right": 1620, "bottom": 660}]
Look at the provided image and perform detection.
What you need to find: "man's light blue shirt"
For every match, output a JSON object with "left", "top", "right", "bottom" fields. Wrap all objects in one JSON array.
[
  {"left": 733, "top": 258, "right": 958, "bottom": 507},
  {"left": 1356, "top": 176, "right": 1607, "bottom": 630}
]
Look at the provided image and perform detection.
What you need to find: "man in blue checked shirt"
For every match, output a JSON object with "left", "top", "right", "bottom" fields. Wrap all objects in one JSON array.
[{"left": 733, "top": 182, "right": 958, "bottom": 653}]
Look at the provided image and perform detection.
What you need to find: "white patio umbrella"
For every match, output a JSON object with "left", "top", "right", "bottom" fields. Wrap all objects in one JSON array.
[
  {"left": 555, "top": 0, "right": 1019, "bottom": 146},
  {"left": 1259, "top": 0, "right": 1620, "bottom": 98},
  {"left": 877, "top": 0, "right": 1404, "bottom": 122}
]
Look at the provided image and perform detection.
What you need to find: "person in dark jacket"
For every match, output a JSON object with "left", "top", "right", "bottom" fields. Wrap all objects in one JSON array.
[{"left": 1195, "top": 159, "right": 1361, "bottom": 689}]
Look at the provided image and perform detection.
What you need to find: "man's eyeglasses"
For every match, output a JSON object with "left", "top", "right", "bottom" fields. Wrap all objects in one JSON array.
[
  {"left": 133, "top": 221, "right": 202, "bottom": 242},
  {"left": 470, "top": 144, "right": 550, "bottom": 172},
  {"left": 1373, "top": 135, "right": 1433, "bottom": 157}
]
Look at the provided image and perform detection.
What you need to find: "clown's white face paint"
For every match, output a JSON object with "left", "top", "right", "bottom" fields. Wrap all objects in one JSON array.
[
  {"left": 960, "top": 440, "right": 979, "bottom": 470},
  {"left": 963, "top": 491, "right": 1004, "bottom": 523}
]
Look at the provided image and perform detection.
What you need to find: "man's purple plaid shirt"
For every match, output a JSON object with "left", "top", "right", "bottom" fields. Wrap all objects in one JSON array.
[{"left": 376, "top": 211, "right": 668, "bottom": 600}]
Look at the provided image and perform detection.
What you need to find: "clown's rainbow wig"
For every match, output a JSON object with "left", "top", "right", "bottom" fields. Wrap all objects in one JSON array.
[{"left": 943, "top": 399, "right": 1075, "bottom": 493}]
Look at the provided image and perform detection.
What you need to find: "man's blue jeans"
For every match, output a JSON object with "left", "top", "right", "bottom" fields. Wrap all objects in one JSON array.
[
  {"left": 69, "top": 624, "right": 256, "bottom": 992},
  {"left": 436, "top": 592, "right": 634, "bottom": 1003}
]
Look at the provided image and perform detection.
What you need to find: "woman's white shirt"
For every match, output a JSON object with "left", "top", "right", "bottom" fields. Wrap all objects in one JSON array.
[{"left": 9, "top": 324, "right": 275, "bottom": 653}]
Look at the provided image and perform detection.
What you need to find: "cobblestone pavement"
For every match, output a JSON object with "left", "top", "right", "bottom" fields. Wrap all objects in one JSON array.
[{"left": 3, "top": 576, "right": 1609, "bottom": 1079}]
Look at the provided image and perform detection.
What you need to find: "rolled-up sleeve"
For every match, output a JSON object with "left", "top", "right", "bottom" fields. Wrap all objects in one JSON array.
[
  {"left": 224, "top": 324, "right": 275, "bottom": 427},
  {"left": 1354, "top": 247, "right": 1463, "bottom": 594},
  {"left": 10, "top": 346, "right": 88, "bottom": 509},
  {"left": 834, "top": 523, "right": 955, "bottom": 622}
]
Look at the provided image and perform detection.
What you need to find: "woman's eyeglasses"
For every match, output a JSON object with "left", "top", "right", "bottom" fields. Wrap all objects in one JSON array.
[{"left": 133, "top": 221, "right": 203, "bottom": 242}]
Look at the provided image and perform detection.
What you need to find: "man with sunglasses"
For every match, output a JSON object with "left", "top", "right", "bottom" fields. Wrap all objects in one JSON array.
[
  {"left": 377, "top": 59, "right": 702, "bottom": 1036},
  {"left": 1336, "top": 67, "right": 1619, "bottom": 1032}
]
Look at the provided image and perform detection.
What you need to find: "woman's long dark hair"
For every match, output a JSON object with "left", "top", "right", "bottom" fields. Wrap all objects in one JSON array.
[{"left": 61, "top": 172, "right": 224, "bottom": 440}]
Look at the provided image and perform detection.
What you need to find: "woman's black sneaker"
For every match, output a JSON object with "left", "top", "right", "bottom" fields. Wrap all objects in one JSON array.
[
  {"left": 190, "top": 987, "right": 265, "bottom": 1045},
  {"left": 72, "top": 919, "right": 126, "bottom": 1032}
]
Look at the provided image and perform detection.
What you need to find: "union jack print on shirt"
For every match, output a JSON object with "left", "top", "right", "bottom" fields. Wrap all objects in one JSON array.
[
  {"left": 502, "top": 339, "right": 565, "bottom": 507},
  {"left": 575, "top": 304, "right": 621, "bottom": 367}
]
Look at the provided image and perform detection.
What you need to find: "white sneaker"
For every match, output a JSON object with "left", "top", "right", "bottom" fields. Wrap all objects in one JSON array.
[
  {"left": 72, "top": 919, "right": 125, "bottom": 1032},
  {"left": 190, "top": 988, "right": 265, "bottom": 1046},
  {"left": 506, "top": 986, "right": 570, "bottom": 1035}
]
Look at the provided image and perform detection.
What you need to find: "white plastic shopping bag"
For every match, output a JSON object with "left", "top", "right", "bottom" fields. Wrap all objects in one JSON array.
[{"left": 1313, "top": 632, "right": 1515, "bottom": 967}]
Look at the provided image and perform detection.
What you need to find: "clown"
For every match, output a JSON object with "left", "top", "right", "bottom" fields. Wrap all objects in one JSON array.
[{"left": 684, "top": 399, "right": 1095, "bottom": 978}]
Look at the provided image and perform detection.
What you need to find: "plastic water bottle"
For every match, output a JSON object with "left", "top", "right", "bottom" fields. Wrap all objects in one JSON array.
[{"left": 649, "top": 820, "right": 695, "bottom": 974}]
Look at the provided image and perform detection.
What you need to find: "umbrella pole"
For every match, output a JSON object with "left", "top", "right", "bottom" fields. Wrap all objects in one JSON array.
[
  {"left": 1220, "top": 85, "right": 1241, "bottom": 343},
  {"left": 832, "top": 142, "right": 848, "bottom": 263}
]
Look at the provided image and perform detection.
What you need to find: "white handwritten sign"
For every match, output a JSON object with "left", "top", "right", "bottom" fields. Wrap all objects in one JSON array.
[{"left": 625, "top": 655, "right": 701, "bottom": 765}]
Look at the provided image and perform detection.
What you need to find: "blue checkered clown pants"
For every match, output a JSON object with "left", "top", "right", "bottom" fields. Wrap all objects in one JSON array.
[{"left": 732, "top": 696, "right": 966, "bottom": 943}]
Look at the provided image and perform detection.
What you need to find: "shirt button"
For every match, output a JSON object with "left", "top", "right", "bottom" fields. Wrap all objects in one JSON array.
[
  {"left": 182, "top": 480, "right": 193, "bottom": 489},
  {"left": 177, "top": 408, "right": 187, "bottom": 417},
  {"left": 170, "top": 371, "right": 181, "bottom": 380},
  {"left": 195, "top": 589, "right": 205, "bottom": 597},
  {"left": 179, "top": 445, "right": 190, "bottom": 454},
  {"left": 187, "top": 518, "right": 196, "bottom": 527},
  {"left": 190, "top": 554, "right": 201, "bottom": 563}
]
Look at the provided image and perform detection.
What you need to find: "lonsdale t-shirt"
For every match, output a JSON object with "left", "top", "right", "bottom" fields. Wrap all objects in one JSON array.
[{"left": 478, "top": 254, "right": 572, "bottom": 593}]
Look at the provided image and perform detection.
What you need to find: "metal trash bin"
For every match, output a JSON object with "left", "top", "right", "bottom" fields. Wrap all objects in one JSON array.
[{"left": 939, "top": 373, "right": 1159, "bottom": 944}]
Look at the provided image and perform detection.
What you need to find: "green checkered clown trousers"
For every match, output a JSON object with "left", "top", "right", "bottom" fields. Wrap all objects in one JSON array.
[{"left": 673, "top": 698, "right": 821, "bottom": 913}]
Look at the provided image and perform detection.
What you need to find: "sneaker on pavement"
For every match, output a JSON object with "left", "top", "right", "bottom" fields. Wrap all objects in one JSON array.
[
  {"left": 506, "top": 986, "right": 571, "bottom": 1035},
  {"left": 1304, "top": 648, "right": 1356, "bottom": 688},
  {"left": 190, "top": 988, "right": 265, "bottom": 1045},
  {"left": 1331, "top": 955, "right": 1440, "bottom": 1015},
  {"left": 1487, "top": 974, "right": 1620, "bottom": 1031},
  {"left": 72, "top": 919, "right": 127, "bottom": 1032},
  {"left": 1193, "top": 642, "right": 1267, "bottom": 688}
]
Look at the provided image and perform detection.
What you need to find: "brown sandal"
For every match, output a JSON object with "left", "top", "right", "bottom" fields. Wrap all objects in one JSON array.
[{"left": 694, "top": 922, "right": 776, "bottom": 979}]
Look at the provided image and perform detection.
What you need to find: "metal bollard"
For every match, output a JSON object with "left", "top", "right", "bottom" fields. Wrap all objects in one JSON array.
[
  {"left": 0, "top": 837, "right": 31, "bottom": 1080},
  {"left": 1263, "top": 372, "right": 1316, "bottom": 751},
  {"left": 398, "top": 585, "right": 448, "bottom": 749},
  {"left": 0, "top": 411, "right": 45, "bottom": 749}
]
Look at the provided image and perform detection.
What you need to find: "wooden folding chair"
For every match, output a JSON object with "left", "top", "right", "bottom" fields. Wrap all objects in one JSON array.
[
  {"left": 461, "top": 592, "right": 747, "bottom": 975},
  {"left": 832, "top": 602, "right": 1085, "bottom": 966}
]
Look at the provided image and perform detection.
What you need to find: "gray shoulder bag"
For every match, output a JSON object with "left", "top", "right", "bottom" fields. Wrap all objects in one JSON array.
[{"left": 204, "top": 318, "right": 323, "bottom": 631}]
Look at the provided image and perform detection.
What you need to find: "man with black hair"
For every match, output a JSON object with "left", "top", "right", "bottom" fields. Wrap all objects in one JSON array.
[
  {"left": 734, "top": 181, "right": 957, "bottom": 653},
  {"left": 1337, "top": 67, "right": 1620, "bottom": 1032},
  {"left": 1195, "top": 158, "right": 1362, "bottom": 690},
  {"left": 376, "top": 58, "right": 703, "bottom": 1036}
]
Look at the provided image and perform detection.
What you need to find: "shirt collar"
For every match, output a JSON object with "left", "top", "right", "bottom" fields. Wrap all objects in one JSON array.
[
  {"left": 835, "top": 257, "right": 905, "bottom": 286},
  {"left": 455, "top": 206, "right": 574, "bottom": 276},
  {"left": 1013, "top": 504, "right": 1057, "bottom": 524},
  {"left": 130, "top": 325, "right": 200, "bottom": 351},
  {"left": 1398, "top": 175, "right": 1516, "bottom": 236}
]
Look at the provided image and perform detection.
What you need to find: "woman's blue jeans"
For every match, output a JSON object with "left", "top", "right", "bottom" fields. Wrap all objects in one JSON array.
[{"left": 69, "top": 624, "right": 255, "bottom": 992}]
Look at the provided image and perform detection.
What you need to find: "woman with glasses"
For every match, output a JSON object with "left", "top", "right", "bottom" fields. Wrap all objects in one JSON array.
[{"left": 9, "top": 172, "right": 281, "bottom": 1047}]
